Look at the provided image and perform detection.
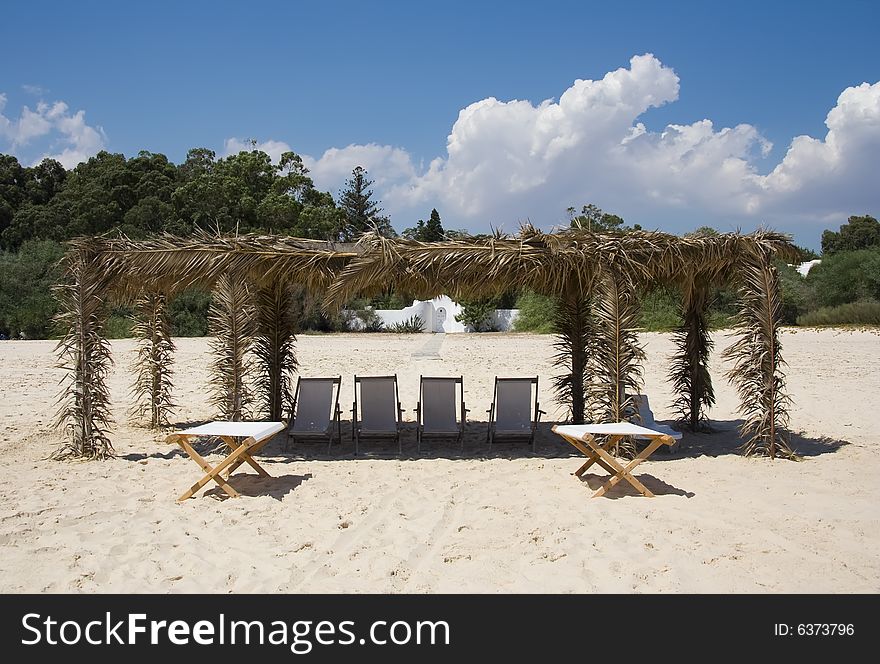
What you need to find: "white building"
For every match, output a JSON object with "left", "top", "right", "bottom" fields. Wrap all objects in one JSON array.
[
  {"left": 796, "top": 259, "right": 821, "bottom": 277},
  {"left": 348, "top": 295, "right": 519, "bottom": 333}
]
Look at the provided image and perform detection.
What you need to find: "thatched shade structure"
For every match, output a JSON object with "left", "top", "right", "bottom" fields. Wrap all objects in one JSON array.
[
  {"left": 54, "top": 226, "right": 798, "bottom": 461},
  {"left": 325, "top": 227, "right": 799, "bottom": 458}
]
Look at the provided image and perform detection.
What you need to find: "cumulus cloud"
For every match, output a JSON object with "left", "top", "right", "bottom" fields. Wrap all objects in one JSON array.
[
  {"left": 293, "top": 54, "right": 879, "bottom": 240},
  {"left": 756, "top": 81, "right": 880, "bottom": 220},
  {"left": 302, "top": 143, "right": 416, "bottom": 193},
  {"left": 224, "top": 56, "right": 879, "bottom": 240},
  {"left": 21, "top": 84, "right": 48, "bottom": 96},
  {"left": 0, "top": 94, "right": 106, "bottom": 168},
  {"left": 222, "top": 137, "right": 293, "bottom": 164}
]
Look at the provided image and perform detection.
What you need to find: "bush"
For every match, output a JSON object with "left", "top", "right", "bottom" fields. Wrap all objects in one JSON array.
[
  {"left": 776, "top": 261, "right": 813, "bottom": 324},
  {"left": 105, "top": 313, "right": 134, "bottom": 338},
  {"left": 354, "top": 308, "right": 384, "bottom": 332},
  {"left": 513, "top": 291, "right": 556, "bottom": 333},
  {"left": 797, "top": 300, "right": 880, "bottom": 326},
  {"left": 389, "top": 315, "right": 424, "bottom": 333},
  {"left": 168, "top": 289, "right": 211, "bottom": 336},
  {"left": 639, "top": 287, "right": 680, "bottom": 331},
  {"left": 0, "top": 239, "right": 64, "bottom": 339},
  {"left": 804, "top": 248, "right": 880, "bottom": 308},
  {"left": 455, "top": 298, "right": 498, "bottom": 332}
]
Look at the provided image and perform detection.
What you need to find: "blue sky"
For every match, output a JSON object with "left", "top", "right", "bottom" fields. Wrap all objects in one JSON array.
[{"left": 2, "top": 0, "right": 879, "bottom": 248}]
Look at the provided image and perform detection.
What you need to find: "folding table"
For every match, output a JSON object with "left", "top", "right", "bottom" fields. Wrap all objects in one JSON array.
[
  {"left": 552, "top": 422, "right": 676, "bottom": 498},
  {"left": 165, "top": 421, "right": 284, "bottom": 501}
]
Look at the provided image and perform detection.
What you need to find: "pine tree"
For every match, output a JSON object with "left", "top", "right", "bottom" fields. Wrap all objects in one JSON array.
[
  {"left": 336, "top": 166, "right": 395, "bottom": 241},
  {"left": 402, "top": 208, "right": 445, "bottom": 241}
]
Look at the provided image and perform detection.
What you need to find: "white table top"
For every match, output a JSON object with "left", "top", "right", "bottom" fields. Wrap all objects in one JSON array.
[
  {"left": 173, "top": 421, "right": 285, "bottom": 442},
  {"left": 553, "top": 422, "right": 672, "bottom": 438}
]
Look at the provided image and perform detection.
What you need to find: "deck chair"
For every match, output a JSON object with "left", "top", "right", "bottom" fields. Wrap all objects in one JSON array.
[
  {"left": 286, "top": 376, "right": 342, "bottom": 453},
  {"left": 415, "top": 376, "right": 468, "bottom": 452},
  {"left": 352, "top": 375, "right": 404, "bottom": 455},
  {"left": 487, "top": 376, "right": 545, "bottom": 452},
  {"left": 629, "top": 394, "right": 683, "bottom": 444}
]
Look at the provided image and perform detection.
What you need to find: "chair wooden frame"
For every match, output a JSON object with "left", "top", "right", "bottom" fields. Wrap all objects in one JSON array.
[
  {"left": 415, "top": 375, "right": 468, "bottom": 453},
  {"left": 286, "top": 376, "right": 343, "bottom": 454},
  {"left": 487, "top": 376, "right": 545, "bottom": 453},
  {"left": 166, "top": 421, "right": 284, "bottom": 502},
  {"left": 352, "top": 374, "right": 404, "bottom": 455}
]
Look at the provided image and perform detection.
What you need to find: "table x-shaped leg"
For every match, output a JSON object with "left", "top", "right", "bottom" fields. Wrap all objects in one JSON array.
[
  {"left": 584, "top": 434, "right": 672, "bottom": 498},
  {"left": 568, "top": 434, "right": 623, "bottom": 478},
  {"left": 220, "top": 435, "right": 271, "bottom": 479},
  {"left": 170, "top": 434, "right": 263, "bottom": 502}
]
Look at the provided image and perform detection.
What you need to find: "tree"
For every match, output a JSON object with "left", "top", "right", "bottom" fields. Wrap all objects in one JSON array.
[
  {"left": 337, "top": 166, "right": 395, "bottom": 241},
  {"left": 567, "top": 204, "right": 639, "bottom": 232},
  {"left": 403, "top": 208, "right": 445, "bottom": 241},
  {"left": 805, "top": 248, "right": 880, "bottom": 307},
  {"left": 821, "top": 215, "right": 880, "bottom": 254},
  {"left": 0, "top": 239, "right": 64, "bottom": 337}
]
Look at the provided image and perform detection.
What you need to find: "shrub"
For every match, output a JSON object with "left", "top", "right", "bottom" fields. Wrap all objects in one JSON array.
[
  {"left": 797, "top": 300, "right": 880, "bottom": 326},
  {"left": 105, "top": 308, "right": 134, "bottom": 338},
  {"left": 0, "top": 239, "right": 64, "bottom": 339},
  {"left": 455, "top": 298, "right": 498, "bottom": 332},
  {"left": 776, "top": 261, "right": 813, "bottom": 324},
  {"left": 639, "top": 286, "right": 680, "bottom": 331},
  {"left": 804, "top": 248, "right": 880, "bottom": 307},
  {"left": 513, "top": 291, "right": 556, "bottom": 333},
  {"left": 168, "top": 289, "right": 211, "bottom": 336},
  {"left": 389, "top": 314, "right": 424, "bottom": 333},
  {"left": 354, "top": 308, "right": 384, "bottom": 332}
]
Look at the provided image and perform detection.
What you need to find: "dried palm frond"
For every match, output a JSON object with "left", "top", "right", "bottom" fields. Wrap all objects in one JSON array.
[
  {"left": 252, "top": 280, "right": 299, "bottom": 421},
  {"left": 99, "top": 231, "right": 358, "bottom": 300},
  {"left": 668, "top": 280, "right": 715, "bottom": 430},
  {"left": 551, "top": 291, "right": 594, "bottom": 424},
  {"left": 129, "top": 291, "right": 176, "bottom": 428},
  {"left": 588, "top": 268, "right": 645, "bottom": 455},
  {"left": 52, "top": 244, "right": 115, "bottom": 459},
  {"left": 723, "top": 254, "right": 794, "bottom": 458},
  {"left": 208, "top": 274, "right": 255, "bottom": 421}
]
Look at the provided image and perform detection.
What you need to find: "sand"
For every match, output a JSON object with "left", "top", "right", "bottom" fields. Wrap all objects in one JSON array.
[{"left": 0, "top": 329, "right": 878, "bottom": 593}]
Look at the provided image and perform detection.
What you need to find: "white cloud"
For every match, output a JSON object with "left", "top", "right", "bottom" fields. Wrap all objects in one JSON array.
[
  {"left": 222, "top": 137, "right": 293, "bottom": 164},
  {"left": 0, "top": 94, "right": 106, "bottom": 168},
  {"left": 292, "top": 54, "right": 880, "bottom": 242},
  {"left": 302, "top": 143, "right": 416, "bottom": 194},
  {"left": 756, "top": 81, "right": 880, "bottom": 220},
  {"left": 21, "top": 84, "right": 48, "bottom": 96}
]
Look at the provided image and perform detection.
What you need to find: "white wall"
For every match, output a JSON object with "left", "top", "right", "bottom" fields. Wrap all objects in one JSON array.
[
  {"left": 346, "top": 296, "right": 520, "bottom": 333},
  {"left": 796, "top": 259, "right": 821, "bottom": 277}
]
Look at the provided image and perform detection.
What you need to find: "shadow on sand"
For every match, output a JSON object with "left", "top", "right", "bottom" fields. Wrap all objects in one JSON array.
[
  {"left": 203, "top": 472, "right": 314, "bottom": 501},
  {"left": 577, "top": 472, "right": 696, "bottom": 499},
  {"left": 655, "top": 418, "right": 848, "bottom": 460},
  {"left": 120, "top": 417, "right": 848, "bottom": 469}
]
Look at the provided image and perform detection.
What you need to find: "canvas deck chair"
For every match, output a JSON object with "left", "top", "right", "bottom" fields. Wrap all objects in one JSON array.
[
  {"left": 286, "top": 376, "right": 342, "bottom": 453},
  {"left": 352, "top": 375, "right": 404, "bottom": 455},
  {"left": 415, "top": 376, "right": 468, "bottom": 452},
  {"left": 487, "top": 376, "right": 545, "bottom": 452},
  {"left": 629, "top": 393, "right": 683, "bottom": 447}
]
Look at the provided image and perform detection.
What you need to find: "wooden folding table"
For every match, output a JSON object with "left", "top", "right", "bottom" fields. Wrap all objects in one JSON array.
[
  {"left": 166, "top": 421, "right": 285, "bottom": 501},
  {"left": 552, "top": 422, "right": 675, "bottom": 498}
]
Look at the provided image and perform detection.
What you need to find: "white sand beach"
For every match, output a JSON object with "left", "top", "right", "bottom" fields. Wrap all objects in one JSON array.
[{"left": 0, "top": 329, "right": 878, "bottom": 593}]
